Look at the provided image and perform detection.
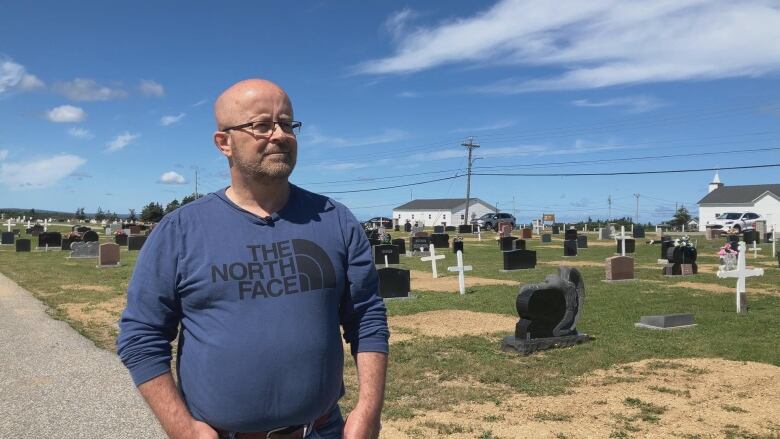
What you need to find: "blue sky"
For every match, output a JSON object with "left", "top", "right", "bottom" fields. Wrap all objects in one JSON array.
[{"left": 2, "top": 0, "right": 780, "bottom": 223}]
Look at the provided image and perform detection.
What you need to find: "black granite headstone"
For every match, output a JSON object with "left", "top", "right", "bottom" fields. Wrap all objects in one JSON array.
[
  {"left": 16, "top": 239, "right": 31, "bottom": 252},
  {"left": 410, "top": 236, "right": 431, "bottom": 252},
  {"left": 743, "top": 230, "right": 760, "bottom": 244},
  {"left": 114, "top": 234, "right": 128, "bottom": 246},
  {"left": 430, "top": 233, "right": 449, "bottom": 249},
  {"left": 502, "top": 266, "right": 591, "bottom": 354},
  {"left": 61, "top": 237, "right": 79, "bottom": 251},
  {"left": 458, "top": 225, "right": 473, "bottom": 234},
  {"left": 128, "top": 235, "right": 147, "bottom": 251},
  {"left": 76, "top": 226, "right": 91, "bottom": 233},
  {"left": 373, "top": 244, "right": 400, "bottom": 265},
  {"left": 552, "top": 225, "right": 560, "bottom": 234},
  {"left": 564, "top": 229, "right": 577, "bottom": 240},
  {"left": 499, "top": 236, "right": 518, "bottom": 251},
  {"left": 563, "top": 239, "right": 577, "bottom": 256},
  {"left": 576, "top": 235, "right": 588, "bottom": 249},
  {"left": 502, "top": 249, "right": 536, "bottom": 270},
  {"left": 394, "top": 225, "right": 400, "bottom": 232},
  {"left": 661, "top": 238, "right": 675, "bottom": 260},
  {"left": 37, "top": 232, "right": 62, "bottom": 248},
  {"left": 513, "top": 239, "right": 526, "bottom": 250},
  {"left": 404, "top": 222, "right": 412, "bottom": 232},
  {"left": 377, "top": 267, "right": 410, "bottom": 299},
  {"left": 82, "top": 230, "right": 99, "bottom": 242},
  {"left": 391, "top": 238, "right": 406, "bottom": 255},
  {"left": 452, "top": 240, "right": 464, "bottom": 253},
  {"left": 632, "top": 226, "right": 645, "bottom": 238},
  {"left": 433, "top": 225, "right": 445, "bottom": 234},
  {"left": 1, "top": 232, "right": 13, "bottom": 245},
  {"left": 617, "top": 238, "right": 635, "bottom": 254}
]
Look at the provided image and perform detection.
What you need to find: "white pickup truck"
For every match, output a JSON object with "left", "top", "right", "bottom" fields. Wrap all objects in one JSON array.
[{"left": 707, "top": 212, "right": 761, "bottom": 232}]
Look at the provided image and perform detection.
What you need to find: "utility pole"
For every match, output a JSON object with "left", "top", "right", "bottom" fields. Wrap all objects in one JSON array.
[
  {"left": 462, "top": 137, "right": 481, "bottom": 225},
  {"left": 634, "top": 193, "right": 640, "bottom": 224},
  {"left": 194, "top": 168, "right": 199, "bottom": 198},
  {"left": 608, "top": 195, "right": 612, "bottom": 222}
]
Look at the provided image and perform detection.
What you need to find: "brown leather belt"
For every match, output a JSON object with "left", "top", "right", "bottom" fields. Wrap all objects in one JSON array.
[{"left": 216, "top": 412, "right": 330, "bottom": 439}]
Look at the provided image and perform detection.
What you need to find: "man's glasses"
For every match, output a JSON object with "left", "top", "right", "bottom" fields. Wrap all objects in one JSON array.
[{"left": 222, "top": 120, "right": 302, "bottom": 137}]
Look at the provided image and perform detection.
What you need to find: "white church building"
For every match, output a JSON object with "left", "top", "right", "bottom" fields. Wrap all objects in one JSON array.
[
  {"left": 697, "top": 171, "right": 780, "bottom": 232},
  {"left": 392, "top": 198, "right": 497, "bottom": 227}
]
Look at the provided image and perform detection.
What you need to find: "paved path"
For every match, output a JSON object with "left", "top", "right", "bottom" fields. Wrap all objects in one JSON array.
[{"left": 0, "top": 272, "right": 166, "bottom": 438}]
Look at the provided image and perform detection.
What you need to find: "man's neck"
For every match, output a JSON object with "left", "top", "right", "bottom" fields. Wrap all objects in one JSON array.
[{"left": 225, "top": 176, "right": 291, "bottom": 219}]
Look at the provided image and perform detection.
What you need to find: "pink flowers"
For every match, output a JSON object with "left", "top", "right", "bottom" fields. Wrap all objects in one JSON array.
[{"left": 718, "top": 243, "right": 737, "bottom": 256}]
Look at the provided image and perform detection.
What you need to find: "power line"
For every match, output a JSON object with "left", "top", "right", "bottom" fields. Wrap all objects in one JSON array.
[
  {"left": 471, "top": 163, "right": 780, "bottom": 177},
  {"left": 319, "top": 174, "right": 464, "bottom": 194}
]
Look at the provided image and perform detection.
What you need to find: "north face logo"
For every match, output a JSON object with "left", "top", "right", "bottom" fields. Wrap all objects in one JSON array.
[{"left": 210, "top": 239, "right": 337, "bottom": 299}]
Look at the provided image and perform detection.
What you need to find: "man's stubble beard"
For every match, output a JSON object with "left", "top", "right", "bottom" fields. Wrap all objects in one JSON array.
[{"left": 232, "top": 151, "right": 297, "bottom": 180}]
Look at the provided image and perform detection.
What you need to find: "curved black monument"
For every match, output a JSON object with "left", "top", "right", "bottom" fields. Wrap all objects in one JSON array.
[{"left": 501, "top": 267, "right": 591, "bottom": 354}]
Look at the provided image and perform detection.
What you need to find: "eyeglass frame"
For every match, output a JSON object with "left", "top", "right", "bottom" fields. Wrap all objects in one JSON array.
[{"left": 220, "top": 120, "right": 302, "bottom": 136}]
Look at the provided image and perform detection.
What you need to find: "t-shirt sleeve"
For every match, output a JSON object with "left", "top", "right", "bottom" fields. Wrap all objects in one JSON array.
[
  {"left": 116, "top": 216, "right": 182, "bottom": 386},
  {"left": 339, "top": 209, "right": 390, "bottom": 356}
]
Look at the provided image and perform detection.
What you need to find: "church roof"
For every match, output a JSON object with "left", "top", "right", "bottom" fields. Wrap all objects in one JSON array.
[
  {"left": 698, "top": 184, "right": 780, "bottom": 204},
  {"left": 394, "top": 198, "right": 496, "bottom": 211}
]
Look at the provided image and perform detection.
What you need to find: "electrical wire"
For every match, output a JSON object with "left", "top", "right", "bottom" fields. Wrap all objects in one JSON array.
[{"left": 471, "top": 163, "right": 780, "bottom": 177}]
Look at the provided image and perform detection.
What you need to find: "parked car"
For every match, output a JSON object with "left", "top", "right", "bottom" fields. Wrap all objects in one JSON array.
[
  {"left": 471, "top": 212, "right": 516, "bottom": 231},
  {"left": 363, "top": 216, "right": 393, "bottom": 229},
  {"left": 707, "top": 212, "right": 761, "bottom": 232}
]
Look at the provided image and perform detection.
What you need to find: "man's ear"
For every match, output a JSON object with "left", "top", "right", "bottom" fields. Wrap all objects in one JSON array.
[{"left": 214, "top": 131, "right": 232, "bottom": 158}]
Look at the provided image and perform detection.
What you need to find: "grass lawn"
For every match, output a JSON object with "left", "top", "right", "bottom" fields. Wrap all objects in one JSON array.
[{"left": 1, "top": 224, "right": 779, "bottom": 437}]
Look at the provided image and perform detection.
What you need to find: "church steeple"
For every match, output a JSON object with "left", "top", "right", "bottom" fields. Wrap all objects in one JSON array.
[{"left": 708, "top": 170, "right": 723, "bottom": 193}]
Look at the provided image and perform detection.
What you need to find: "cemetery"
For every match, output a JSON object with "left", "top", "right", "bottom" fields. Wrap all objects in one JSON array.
[{"left": 1, "top": 219, "right": 779, "bottom": 437}]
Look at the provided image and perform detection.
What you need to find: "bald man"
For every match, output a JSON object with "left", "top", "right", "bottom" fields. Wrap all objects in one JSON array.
[{"left": 118, "top": 79, "right": 389, "bottom": 439}]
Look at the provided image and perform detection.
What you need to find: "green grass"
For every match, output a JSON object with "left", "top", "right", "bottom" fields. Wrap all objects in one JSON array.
[{"left": 2, "top": 225, "right": 779, "bottom": 420}]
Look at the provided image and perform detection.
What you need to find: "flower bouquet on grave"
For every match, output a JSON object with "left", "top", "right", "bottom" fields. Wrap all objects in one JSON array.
[
  {"left": 718, "top": 243, "right": 738, "bottom": 271},
  {"left": 114, "top": 229, "right": 126, "bottom": 236},
  {"left": 381, "top": 233, "right": 392, "bottom": 245},
  {"left": 454, "top": 235, "right": 464, "bottom": 242},
  {"left": 669, "top": 235, "right": 697, "bottom": 264},
  {"left": 66, "top": 231, "right": 81, "bottom": 240}
]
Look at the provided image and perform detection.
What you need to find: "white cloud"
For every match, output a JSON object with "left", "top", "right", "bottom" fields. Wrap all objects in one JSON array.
[
  {"left": 0, "top": 149, "right": 8, "bottom": 160},
  {"left": 160, "top": 113, "right": 186, "bottom": 126},
  {"left": 0, "top": 154, "right": 87, "bottom": 190},
  {"left": 19, "top": 74, "right": 45, "bottom": 90},
  {"left": 46, "top": 105, "right": 87, "bottom": 123},
  {"left": 0, "top": 58, "right": 44, "bottom": 93},
  {"left": 302, "top": 127, "right": 406, "bottom": 148},
  {"left": 358, "top": 0, "right": 780, "bottom": 92},
  {"left": 159, "top": 171, "right": 186, "bottom": 184},
  {"left": 191, "top": 99, "right": 209, "bottom": 107},
  {"left": 397, "top": 91, "right": 418, "bottom": 98},
  {"left": 139, "top": 79, "right": 164, "bottom": 97},
  {"left": 67, "top": 127, "right": 94, "bottom": 139},
  {"left": 54, "top": 78, "right": 127, "bottom": 101},
  {"left": 572, "top": 95, "right": 666, "bottom": 113},
  {"left": 105, "top": 132, "right": 139, "bottom": 152}
]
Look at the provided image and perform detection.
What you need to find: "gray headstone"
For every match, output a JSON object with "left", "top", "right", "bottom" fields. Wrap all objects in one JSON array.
[
  {"left": 635, "top": 313, "right": 695, "bottom": 330},
  {"left": 69, "top": 241, "right": 99, "bottom": 259}
]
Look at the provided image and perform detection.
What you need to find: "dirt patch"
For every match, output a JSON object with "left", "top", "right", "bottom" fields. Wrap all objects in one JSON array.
[
  {"left": 59, "top": 284, "right": 114, "bottom": 293},
  {"left": 539, "top": 260, "right": 604, "bottom": 268},
  {"left": 59, "top": 295, "right": 125, "bottom": 325},
  {"left": 388, "top": 310, "right": 516, "bottom": 342},
  {"left": 410, "top": 270, "right": 517, "bottom": 293},
  {"left": 381, "top": 358, "right": 780, "bottom": 438}
]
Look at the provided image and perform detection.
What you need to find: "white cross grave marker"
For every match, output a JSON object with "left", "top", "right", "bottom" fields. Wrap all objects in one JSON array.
[
  {"left": 384, "top": 255, "right": 389, "bottom": 268},
  {"left": 750, "top": 240, "right": 761, "bottom": 258},
  {"left": 43, "top": 219, "right": 48, "bottom": 232},
  {"left": 772, "top": 225, "right": 776, "bottom": 258},
  {"left": 420, "top": 243, "right": 445, "bottom": 278},
  {"left": 476, "top": 225, "right": 481, "bottom": 241},
  {"left": 617, "top": 225, "right": 627, "bottom": 256},
  {"left": 447, "top": 250, "right": 472, "bottom": 295},
  {"left": 5, "top": 219, "right": 12, "bottom": 232},
  {"left": 717, "top": 241, "right": 764, "bottom": 313},
  {"left": 26, "top": 220, "right": 31, "bottom": 228}
]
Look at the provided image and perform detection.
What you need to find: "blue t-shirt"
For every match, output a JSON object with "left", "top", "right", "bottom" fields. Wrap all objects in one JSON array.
[{"left": 117, "top": 185, "right": 389, "bottom": 431}]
